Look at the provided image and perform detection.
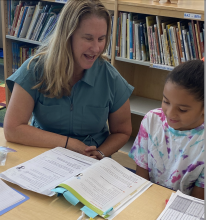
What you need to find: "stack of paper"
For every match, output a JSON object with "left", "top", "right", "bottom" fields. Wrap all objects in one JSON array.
[
  {"left": 0, "top": 179, "right": 29, "bottom": 216},
  {"left": 157, "top": 190, "right": 204, "bottom": 220}
]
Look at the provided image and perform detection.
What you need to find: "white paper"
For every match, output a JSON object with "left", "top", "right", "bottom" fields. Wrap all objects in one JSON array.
[
  {"left": 157, "top": 190, "right": 205, "bottom": 220},
  {"left": 0, "top": 147, "right": 97, "bottom": 196},
  {"left": 62, "top": 157, "right": 151, "bottom": 214},
  {"left": 0, "top": 179, "right": 25, "bottom": 212}
]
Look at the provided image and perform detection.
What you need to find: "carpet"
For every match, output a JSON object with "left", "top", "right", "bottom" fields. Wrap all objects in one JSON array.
[{"left": 0, "top": 84, "right": 6, "bottom": 109}]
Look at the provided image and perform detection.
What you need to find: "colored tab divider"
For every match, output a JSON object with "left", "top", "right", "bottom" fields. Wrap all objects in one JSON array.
[
  {"left": 51, "top": 187, "right": 79, "bottom": 206},
  {"left": 80, "top": 206, "right": 98, "bottom": 219}
]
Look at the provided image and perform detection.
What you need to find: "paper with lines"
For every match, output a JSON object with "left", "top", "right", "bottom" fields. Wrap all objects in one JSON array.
[
  {"left": 0, "top": 179, "right": 25, "bottom": 213},
  {"left": 157, "top": 190, "right": 204, "bottom": 220},
  {"left": 0, "top": 147, "right": 97, "bottom": 196}
]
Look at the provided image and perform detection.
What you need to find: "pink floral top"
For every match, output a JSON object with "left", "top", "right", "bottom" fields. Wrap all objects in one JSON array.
[{"left": 129, "top": 108, "right": 204, "bottom": 195}]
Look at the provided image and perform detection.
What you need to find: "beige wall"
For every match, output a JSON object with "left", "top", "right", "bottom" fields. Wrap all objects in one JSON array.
[{"left": 0, "top": 3, "right": 3, "bottom": 48}]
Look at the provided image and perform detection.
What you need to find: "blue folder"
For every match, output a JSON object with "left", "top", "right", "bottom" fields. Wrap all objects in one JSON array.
[{"left": 0, "top": 188, "right": 29, "bottom": 216}]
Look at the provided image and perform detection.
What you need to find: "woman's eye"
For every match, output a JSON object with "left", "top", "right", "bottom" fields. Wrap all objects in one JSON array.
[{"left": 86, "top": 38, "right": 92, "bottom": 41}]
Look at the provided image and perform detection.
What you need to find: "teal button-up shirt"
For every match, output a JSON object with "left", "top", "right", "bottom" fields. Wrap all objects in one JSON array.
[{"left": 7, "top": 57, "right": 134, "bottom": 147}]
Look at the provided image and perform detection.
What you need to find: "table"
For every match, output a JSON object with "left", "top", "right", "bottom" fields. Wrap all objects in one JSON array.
[{"left": 0, "top": 128, "right": 173, "bottom": 220}]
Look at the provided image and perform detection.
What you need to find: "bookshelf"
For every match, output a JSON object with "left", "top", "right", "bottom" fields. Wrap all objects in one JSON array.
[{"left": 1, "top": 0, "right": 204, "bottom": 167}]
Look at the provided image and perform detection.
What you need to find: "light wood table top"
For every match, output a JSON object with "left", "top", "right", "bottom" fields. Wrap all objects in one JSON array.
[{"left": 0, "top": 128, "right": 173, "bottom": 220}]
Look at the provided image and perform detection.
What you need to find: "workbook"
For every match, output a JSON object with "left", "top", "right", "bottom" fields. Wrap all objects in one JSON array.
[{"left": 0, "top": 147, "right": 152, "bottom": 219}]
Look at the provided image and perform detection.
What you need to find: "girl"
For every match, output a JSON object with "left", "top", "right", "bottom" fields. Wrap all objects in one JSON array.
[{"left": 129, "top": 60, "right": 204, "bottom": 199}]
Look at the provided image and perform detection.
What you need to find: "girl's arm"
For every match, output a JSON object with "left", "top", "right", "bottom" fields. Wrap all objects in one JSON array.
[
  {"left": 86, "top": 99, "right": 132, "bottom": 158},
  {"left": 191, "top": 186, "right": 204, "bottom": 200},
  {"left": 136, "top": 165, "right": 150, "bottom": 180},
  {"left": 4, "top": 83, "right": 96, "bottom": 156}
]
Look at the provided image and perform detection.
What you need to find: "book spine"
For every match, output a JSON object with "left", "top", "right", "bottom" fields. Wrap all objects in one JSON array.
[
  {"left": 17, "top": 7, "right": 28, "bottom": 38},
  {"left": 188, "top": 22, "right": 196, "bottom": 59},
  {"left": 122, "top": 13, "right": 127, "bottom": 58},
  {"left": 156, "top": 16, "right": 164, "bottom": 64},
  {"left": 166, "top": 25, "right": 175, "bottom": 66},
  {"left": 177, "top": 22, "right": 186, "bottom": 62},
  {"left": 140, "top": 23, "right": 146, "bottom": 61},
  {"left": 143, "top": 23, "right": 149, "bottom": 61},
  {"left": 10, "top": 4, "right": 20, "bottom": 36},
  {"left": 14, "top": 6, "right": 24, "bottom": 37},
  {"left": 187, "top": 31, "right": 193, "bottom": 60},
  {"left": 129, "top": 18, "right": 133, "bottom": 59},
  {"left": 182, "top": 29, "right": 190, "bottom": 61},
  {"left": 195, "top": 24, "right": 202, "bottom": 59},
  {"left": 197, "top": 21, "right": 204, "bottom": 59},
  {"left": 152, "top": 32, "right": 158, "bottom": 64},
  {"left": 161, "top": 34, "right": 168, "bottom": 65},
  {"left": 117, "top": 13, "right": 121, "bottom": 57},
  {"left": 133, "top": 22, "right": 135, "bottom": 59},
  {"left": 147, "top": 25, "right": 152, "bottom": 63},
  {"left": 150, "top": 26, "right": 155, "bottom": 63},
  {"left": 135, "top": 23, "right": 141, "bottom": 60},
  {"left": 154, "top": 24, "right": 161, "bottom": 64},
  {"left": 171, "top": 26, "right": 180, "bottom": 66},
  {"left": 191, "top": 20, "right": 199, "bottom": 59},
  {"left": 115, "top": 17, "right": 119, "bottom": 57},
  {"left": 163, "top": 29, "right": 171, "bottom": 66},
  {"left": 176, "top": 27, "right": 182, "bottom": 63}
]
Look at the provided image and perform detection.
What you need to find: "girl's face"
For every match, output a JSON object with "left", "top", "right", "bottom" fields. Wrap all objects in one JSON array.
[
  {"left": 162, "top": 81, "right": 204, "bottom": 131},
  {"left": 71, "top": 15, "right": 107, "bottom": 76}
]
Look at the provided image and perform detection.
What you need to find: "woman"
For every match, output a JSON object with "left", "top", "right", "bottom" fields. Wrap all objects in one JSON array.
[{"left": 4, "top": 0, "right": 134, "bottom": 159}]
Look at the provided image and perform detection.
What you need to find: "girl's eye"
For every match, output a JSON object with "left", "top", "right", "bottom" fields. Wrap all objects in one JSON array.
[
  {"left": 179, "top": 109, "right": 187, "bottom": 113},
  {"left": 163, "top": 100, "right": 169, "bottom": 105}
]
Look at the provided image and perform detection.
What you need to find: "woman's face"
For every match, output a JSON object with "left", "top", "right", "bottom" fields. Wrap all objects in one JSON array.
[
  {"left": 71, "top": 15, "right": 107, "bottom": 76},
  {"left": 162, "top": 81, "right": 204, "bottom": 131}
]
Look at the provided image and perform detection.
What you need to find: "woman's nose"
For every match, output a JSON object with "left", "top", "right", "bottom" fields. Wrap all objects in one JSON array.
[{"left": 91, "top": 40, "right": 100, "bottom": 53}]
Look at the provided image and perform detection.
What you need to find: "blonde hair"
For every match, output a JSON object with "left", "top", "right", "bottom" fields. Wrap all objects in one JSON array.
[{"left": 28, "top": 0, "right": 111, "bottom": 98}]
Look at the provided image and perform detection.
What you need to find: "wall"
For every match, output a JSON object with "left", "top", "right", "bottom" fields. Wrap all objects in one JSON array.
[{"left": 0, "top": 3, "right": 3, "bottom": 48}]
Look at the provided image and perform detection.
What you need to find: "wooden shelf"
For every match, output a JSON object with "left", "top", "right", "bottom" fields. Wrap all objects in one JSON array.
[
  {"left": 130, "top": 95, "right": 162, "bottom": 116},
  {"left": 118, "top": 0, "right": 204, "bottom": 21},
  {"left": 116, "top": 56, "right": 150, "bottom": 67},
  {"left": 6, "top": 35, "right": 42, "bottom": 46},
  {"left": 115, "top": 57, "right": 174, "bottom": 71}
]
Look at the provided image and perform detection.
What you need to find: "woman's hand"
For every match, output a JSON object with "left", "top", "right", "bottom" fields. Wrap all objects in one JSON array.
[
  {"left": 85, "top": 147, "right": 103, "bottom": 160},
  {"left": 67, "top": 138, "right": 97, "bottom": 156}
]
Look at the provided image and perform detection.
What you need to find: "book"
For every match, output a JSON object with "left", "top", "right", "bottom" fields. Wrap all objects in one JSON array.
[
  {"left": 196, "top": 21, "right": 204, "bottom": 59},
  {"left": 0, "top": 147, "right": 152, "bottom": 219},
  {"left": 26, "top": 2, "right": 43, "bottom": 39},
  {"left": 134, "top": 23, "right": 141, "bottom": 60},
  {"left": 121, "top": 13, "right": 127, "bottom": 58},
  {"left": 177, "top": 22, "right": 186, "bottom": 62},
  {"left": 188, "top": 22, "right": 196, "bottom": 59},
  {"left": 13, "top": 5, "right": 25, "bottom": 37},
  {"left": 154, "top": 24, "right": 161, "bottom": 64},
  {"left": 145, "top": 16, "right": 156, "bottom": 63},
  {"left": 182, "top": 29, "right": 190, "bottom": 61},
  {"left": 16, "top": 6, "right": 29, "bottom": 38},
  {"left": 140, "top": 22, "right": 146, "bottom": 61},
  {"left": 195, "top": 24, "right": 202, "bottom": 59},
  {"left": 19, "top": 5, "right": 35, "bottom": 38},
  {"left": 191, "top": 20, "right": 199, "bottom": 59},
  {"left": 187, "top": 31, "right": 193, "bottom": 60},
  {"left": 163, "top": 28, "right": 172, "bottom": 66}
]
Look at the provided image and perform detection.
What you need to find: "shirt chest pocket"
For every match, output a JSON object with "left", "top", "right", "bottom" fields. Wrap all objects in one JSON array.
[{"left": 81, "top": 105, "right": 109, "bottom": 135}]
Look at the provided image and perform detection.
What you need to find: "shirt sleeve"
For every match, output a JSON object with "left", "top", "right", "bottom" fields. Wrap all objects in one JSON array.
[
  {"left": 107, "top": 64, "right": 134, "bottom": 113},
  {"left": 128, "top": 114, "right": 150, "bottom": 170},
  {"left": 195, "top": 167, "right": 204, "bottom": 188},
  {"left": 6, "top": 57, "right": 40, "bottom": 102}
]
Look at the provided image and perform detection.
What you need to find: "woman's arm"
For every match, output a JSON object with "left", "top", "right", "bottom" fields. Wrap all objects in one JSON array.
[
  {"left": 86, "top": 99, "right": 132, "bottom": 158},
  {"left": 191, "top": 186, "right": 204, "bottom": 200},
  {"left": 136, "top": 165, "right": 150, "bottom": 180},
  {"left": 4, "top": 83, "right": 96, "bottom": 155}
]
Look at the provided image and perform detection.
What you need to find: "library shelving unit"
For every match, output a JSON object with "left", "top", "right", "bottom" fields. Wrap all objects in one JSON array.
[{"left": 1, "top": 0, "right": 204, "bottom": 169}]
